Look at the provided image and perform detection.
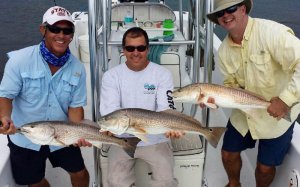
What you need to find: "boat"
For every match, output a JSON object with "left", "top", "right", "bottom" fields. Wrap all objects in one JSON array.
[{"left": 1, "top": 0, "right": 300, "bottom": 186}]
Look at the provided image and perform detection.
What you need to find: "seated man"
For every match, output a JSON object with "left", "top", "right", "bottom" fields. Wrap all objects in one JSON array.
[{"left": 100, "top": 27, "right": 182, "bottom": 187}]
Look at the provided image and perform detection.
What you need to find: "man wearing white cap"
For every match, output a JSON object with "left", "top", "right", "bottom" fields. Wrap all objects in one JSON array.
[
  {"left": 206, "top": 0, "right": 300, "bottom": 187},
  {"left": 0, "top": 6, "right": 90, "bottom": 187}
]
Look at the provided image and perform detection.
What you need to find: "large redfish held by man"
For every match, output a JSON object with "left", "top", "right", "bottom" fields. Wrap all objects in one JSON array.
[
  {"left": 172, "top": 83, "right": 291, "bottom": 122},
  {"left": 17, "top": 120, "right": 139, "bottom": 157},
  {"left": 98, "top": 108, "right": 226, "bottom": 148}
]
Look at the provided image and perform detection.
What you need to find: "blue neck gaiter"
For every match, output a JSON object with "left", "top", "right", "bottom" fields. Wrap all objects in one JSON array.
[{"left": 40, "top": 39, "right": 70, "bottom": 67}]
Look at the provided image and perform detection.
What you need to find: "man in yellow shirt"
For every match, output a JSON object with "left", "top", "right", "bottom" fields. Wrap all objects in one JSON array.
[{"left": 207, "top": 0, "right": 300, "bottom": 186}]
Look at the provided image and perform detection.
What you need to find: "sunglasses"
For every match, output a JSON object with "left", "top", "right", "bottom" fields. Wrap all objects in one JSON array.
[
  {"left": 215, "top": 4, "right": 240, "bottom": 18},
  {"left": 124, "top": 45, "right": 148, "bottom": 52},
  {"left": 46, "top": 25, "right": 74, "bottom": 35}
]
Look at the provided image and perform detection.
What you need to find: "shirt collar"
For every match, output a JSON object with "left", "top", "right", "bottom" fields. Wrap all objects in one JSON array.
[{"left": 243, "top": 16, "right": 254, "bottom": 41}]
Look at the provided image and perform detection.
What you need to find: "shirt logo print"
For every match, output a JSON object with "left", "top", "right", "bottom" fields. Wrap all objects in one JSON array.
[
  {"left": 144, "top": 83, "right": 156, "bottom": 94},
  {"left": 144, "top": 83, "right": 156, "bottom": 90}
]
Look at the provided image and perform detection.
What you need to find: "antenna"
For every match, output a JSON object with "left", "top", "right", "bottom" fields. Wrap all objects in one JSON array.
[{"left": 53, "top": 0, "right": 57, "bottom": 6}]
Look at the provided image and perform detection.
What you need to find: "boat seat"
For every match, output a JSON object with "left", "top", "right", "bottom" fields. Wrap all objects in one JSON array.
[{"left": 99, "top": 133, "right": 204, "bottom": 187}]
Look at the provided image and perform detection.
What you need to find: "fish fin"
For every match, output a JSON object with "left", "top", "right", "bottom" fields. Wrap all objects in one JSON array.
[
  {"left": 132, "top": 125, "right": 147, "bottom": 134},
  {"left": 204, "top": 127, "right": 227, "bottom": 148},
  {"left": 196, "top": 94, "right": 218, "bottom": 109},
  {"left": 204, "top": 103, "right": 218, "bottom": 109},
  {"left": 171, "top": 134, "right": 191, "bottom": 142},
  {"left": 134, "top": 134, "right": 149, "bottom": 142},
  {"left": 162, "top": 109, "right": 181, "bottom": 115},
  {"left": 122, "top": 137, "right": 140, "bottom": 158},
  {"left": 54, "top": 135, "right": 68, "bottom": 146},
  {"left": 79, "top": 119, "right": 98, "bottom": 127}
]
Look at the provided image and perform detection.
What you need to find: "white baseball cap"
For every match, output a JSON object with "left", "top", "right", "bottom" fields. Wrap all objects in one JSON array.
[{"left": 42, "top": 6, "right": 74, "bottom": 25}]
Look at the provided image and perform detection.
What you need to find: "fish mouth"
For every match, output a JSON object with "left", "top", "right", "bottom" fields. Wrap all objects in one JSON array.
[
  {"left": 170, "top": 93, "right": 179, "bottom": 99},
  {"left": 17, "top": 127, "right": 29, "bottom": 134},
  {"left": 172, "top": 96, "right": 182, "bottom": 101}
]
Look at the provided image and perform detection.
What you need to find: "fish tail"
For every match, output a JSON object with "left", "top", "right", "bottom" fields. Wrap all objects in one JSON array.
[
  {"left": 283, "top": 111, "right": 292, "bottom": 122},
  {"left": 205, "top": 127, "right": 227, "bottom": 148},
  {"left": 122, "top": 137, "right": 140, "bottom": 158},
  {"left": 243, "top": 108, "right": 292, "bottom": 122}
]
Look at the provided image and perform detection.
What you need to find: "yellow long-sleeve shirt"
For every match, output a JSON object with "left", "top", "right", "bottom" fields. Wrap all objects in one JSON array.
[{"left": 218, "top": 17, "right": 300, "bottom": 139}]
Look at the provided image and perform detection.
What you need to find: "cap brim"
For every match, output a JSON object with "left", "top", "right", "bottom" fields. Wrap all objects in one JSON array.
[
  {"left": 207, "top": 13, "right": 219, "bottom": 25},
  {"left": 47, "top": 20, "right": 74, "bottom": 26}
]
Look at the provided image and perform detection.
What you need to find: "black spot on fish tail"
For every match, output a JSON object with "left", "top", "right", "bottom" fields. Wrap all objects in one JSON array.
[
  {"left": 205, "top": 127, "right": 227, "bottom": 148},
  {"left": 122, "top": 137, "right": 140, "bottom": 158}
]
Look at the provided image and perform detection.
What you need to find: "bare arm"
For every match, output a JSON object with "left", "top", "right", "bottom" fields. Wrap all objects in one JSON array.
[
  {"left": 157, "top": 70, "right": 185, "bottom": 138},
  {"left": 68, "top": 106, "right": 84, "bottom": 123},
  {"left": 68, "top": 107, "right": 92, "bottom": 147},
  {"left": 0, "top": 97, "right": 16, "bottom": 134}
]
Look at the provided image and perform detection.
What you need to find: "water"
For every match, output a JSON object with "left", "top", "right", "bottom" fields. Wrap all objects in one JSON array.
[{"left": 0, "top": 0, "right": 300, "bottom": 81}]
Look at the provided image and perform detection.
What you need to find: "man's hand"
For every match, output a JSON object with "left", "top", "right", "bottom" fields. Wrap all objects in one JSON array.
[
  {"left": 267, "top": 97, "right": 290, "bottom": 120},
  {"left": 74, "top": 138, "right": 93, "bottom": 147},
  {"left": 0, "top": 117, "right": 16, "bottom": 135},
  {"left": 199, "top": 94, "right": 215, "bottom": 108},
  {"left": 165, "top": 130, "right": 185, "bottom": 139}
]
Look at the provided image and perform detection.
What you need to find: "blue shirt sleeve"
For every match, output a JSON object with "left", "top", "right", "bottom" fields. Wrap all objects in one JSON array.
[{"left": 0, "top": 52, "right": 23, "bottom": 99}]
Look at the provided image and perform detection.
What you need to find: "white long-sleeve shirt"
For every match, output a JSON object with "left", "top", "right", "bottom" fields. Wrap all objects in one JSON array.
[{"left": 100, "top": 62, "right": 174, "bottom": 146}]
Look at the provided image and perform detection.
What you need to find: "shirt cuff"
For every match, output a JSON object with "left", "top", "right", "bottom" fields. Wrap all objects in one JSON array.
[{"left": 279, "top": 89, "right": 298, "bottom": 107}]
